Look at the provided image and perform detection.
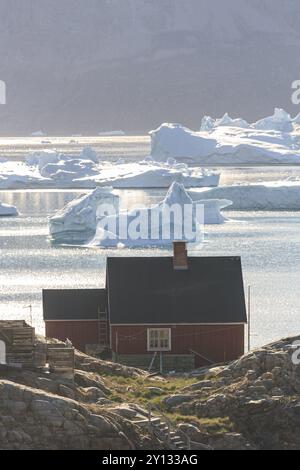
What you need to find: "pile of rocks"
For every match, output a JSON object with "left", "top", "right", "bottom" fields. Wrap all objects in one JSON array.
[{"left": 163, "top": 336, "right": 300, "bottom": 450}]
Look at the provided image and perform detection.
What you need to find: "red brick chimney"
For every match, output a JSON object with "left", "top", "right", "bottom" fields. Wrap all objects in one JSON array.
[{"left": 173, "top": 241, "right": 188, "bottom": 270}]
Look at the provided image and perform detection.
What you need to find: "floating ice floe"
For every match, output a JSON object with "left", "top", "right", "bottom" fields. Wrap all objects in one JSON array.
[
  {"left": 49, "top": 187, "right": 119, "bottom": 244},
  {"left": 189, "top": 181, "right": 300, "bottom": 210},
  {"left": 0, "top": 151, "right": 219, "bottom": 189},
  {"left": 150, "top": 118, "right": 300, "bottom": 164},
  {"left": 0, "top": 160, "right": 53, "bottom": 189},
  {"left": 89, "top": 182, "right": 231, "bottom": 248},
  {"left": 200, "top": 108, "right": 293, "bottom": 133},
  {"left": 98, "top": 130, "right": 126, "bottom": 136},
  {"left": 78, "top": 159, "right": 220, "bottom": 189},
  {"left": 31, "top": 130, "right": 46, "bottom": 137},
  {"left": 0, "top": 202, "right": 18, "bottom": 216}
]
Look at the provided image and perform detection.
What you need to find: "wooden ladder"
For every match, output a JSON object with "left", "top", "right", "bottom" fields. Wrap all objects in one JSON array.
[{"left": 98, "top": 307, "right": 108, "bottom": 347}]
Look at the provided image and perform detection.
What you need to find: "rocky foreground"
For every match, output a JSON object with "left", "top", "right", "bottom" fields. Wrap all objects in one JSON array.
[
  {"left": 0, "top": 335, "right": 300, "bottom": 450},
  {"left": 164, "top": 335, "right": 300, "bottom": 450}
]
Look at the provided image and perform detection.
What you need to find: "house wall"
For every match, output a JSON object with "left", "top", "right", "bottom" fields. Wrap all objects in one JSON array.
[
  {"left": 45, "top": 320, "right": 107, "bottom": 352},
  {"left": 111, "top": 324, "right": 245, "bottom": 369}
]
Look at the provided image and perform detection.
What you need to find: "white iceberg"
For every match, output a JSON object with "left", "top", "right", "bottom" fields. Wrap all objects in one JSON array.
[
  {"left": 0, "top": 160, "right": 53, "bottom": 189},
  {"left": 216, "top": 113, "right": 249, "bottom": 129},
  {"left": 252, "top": 108, "right": 293, "bottom": 133},
  {"left": 200, "top": 116, "right": 215, "bottom": 132},
  {"left": 26, "top": 150, "right": 60, "bottom": 170},
  {"left": 31, "top": 130, "right": 46, "bottom": 137},
  {"left": 2, "top": 151, "right": 219, "bottom": 190},
  {"left": 150, "top": 123, "right": 217, "bottom": 163},
  {"left": 90, "top": 182, "right": 231, "bottom": 248},
  {"left": 78, "top": 146, "right": 99, "bottom": 163},
  {"left": 79, "top": 159, "right": 220, "bottom": 189},
  {"left": 49, "top": 187, "right": 119, "bottom": 244},
  {"left": 26, "top": 146, "right": 100, "bottom": 188},
  {"left": 293, "top": 113, "right": 300, "bottom": 125},
  {"left": 200, "top": 113, "right": 249, "bottom": 131},
  {"left": 189, "top": 181, "right": 300, "bottom": 210},
  {"left": 194, "top": 199, "right": 232, "bottom": 223},
  {"left": 150, "top": 121, "right": 300, "bottom": 164},
  {"left": 0, "top": 202, "right": 18, "bottom": 217},
  {"left": 98, "top": 130, "right": 126, "bottom": 136}
]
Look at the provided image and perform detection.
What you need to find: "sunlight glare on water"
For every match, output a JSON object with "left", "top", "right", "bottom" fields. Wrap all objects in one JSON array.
[{"left": 0, "top": 138, "right": 300, "bottom": 348}]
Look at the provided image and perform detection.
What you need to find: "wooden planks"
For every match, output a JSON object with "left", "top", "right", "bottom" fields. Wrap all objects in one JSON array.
[
  {"left": 0, "top": 321, "right": 74, "bottom": 378},
  {"left": 47, "top": 347, "right": 74, "bottom": 372}
]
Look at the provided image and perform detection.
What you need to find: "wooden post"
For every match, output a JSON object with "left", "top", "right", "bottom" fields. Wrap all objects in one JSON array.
[
  {"left": 248, "top": 285, "right": 251, "bottom": 352},
  {"left": 160, "top": 351, "right": 163, "bottom": 374},
  {"left": 116, "top": 331, "right": 119, "bottom": 355},
  {"left": 23, "top": 304, "right": 32, "bottom": 326}
]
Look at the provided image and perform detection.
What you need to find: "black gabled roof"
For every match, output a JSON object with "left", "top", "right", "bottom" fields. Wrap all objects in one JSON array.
[
  {"left": 43, "top": 289, "right": 107, "bottom": 321},
  {"left": 107, "top": 256, "right": 247, "bottom": 325}
]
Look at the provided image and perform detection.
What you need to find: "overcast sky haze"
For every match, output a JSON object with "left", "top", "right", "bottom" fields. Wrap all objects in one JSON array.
[{"left": 0, "top": 0, "right": 300, "bottom": 135}]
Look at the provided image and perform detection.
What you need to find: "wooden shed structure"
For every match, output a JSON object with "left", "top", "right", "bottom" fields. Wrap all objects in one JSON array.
[
  {"left": 0, "top": 320, "right": 74, "bottom": 376},
  {"left": 43, "top": 243, "right": 247, "bottom": 372}
]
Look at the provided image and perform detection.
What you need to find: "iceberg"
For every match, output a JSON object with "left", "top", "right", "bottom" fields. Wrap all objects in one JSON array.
[
  {"left": 1, "top": 151, "right": 219, "bottom": 189},
  {"left": 189, "top": 181, "right": 300, "bottom": 210},
  {"left": 98, "top": 130, "right": 126, "bottom": 136},
  {"left": 31, "top": 130, "right": 46, "bottom": 137},
  {"left": 293, "top": 113, "right": 300, "bottom": 125},
  {"left": 90, "top": 182, "right": 231, "bottom": 248},
  {"left": 26, "top": 146, "right": 100, "bottom": 187},
  {"left": 215, "top": 113, "right": 249, "bottom": 129},
  {"left": 0, "top": 160, "right": 53, "bottom": 189},
  {"left": 0, "top": 202, "right": 18, "bottom": 217},
  {"left": 150, "top": 123, "right": 217, "bottom": 162},
  {"left": 193, "top": 199, "right": 232, "bottom": 223},
  {"left": 252, "top": 108, "right": 293, "bottom": 133},
  {"left": 150, "top": 121, "right": 300, "bottom": 164},
  {"left": 49, "top": 187, "right": 119, "bottom": 244},
  {"left": 79, "top": 159, "right": 220, "bottom": 189},
  {"left": 200, "top": 113, "right": 249, "bottom": 131}
]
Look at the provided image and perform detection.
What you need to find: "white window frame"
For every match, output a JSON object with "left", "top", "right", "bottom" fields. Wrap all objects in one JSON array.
[{"left": 147, "top": 328, "right": 171, "bottom": 352}]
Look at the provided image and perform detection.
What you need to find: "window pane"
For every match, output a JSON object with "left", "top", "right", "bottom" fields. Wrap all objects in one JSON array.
[{"left": 148, "top": 329, "right": 170, "bottom": 351}]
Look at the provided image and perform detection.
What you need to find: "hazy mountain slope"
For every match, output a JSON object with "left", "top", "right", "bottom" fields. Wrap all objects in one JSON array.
[{"left": 0, "top": 0, "right": 300, "bottom": 135}]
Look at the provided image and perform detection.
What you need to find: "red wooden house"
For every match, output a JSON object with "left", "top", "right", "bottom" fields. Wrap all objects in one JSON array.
[{"left": 43, "top": 242, "right": 247, "bottom": 371}]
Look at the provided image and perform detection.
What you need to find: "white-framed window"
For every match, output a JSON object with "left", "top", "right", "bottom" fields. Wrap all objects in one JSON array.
[{"left": 147, "top": 328, "right": 171, "bottom": 352}]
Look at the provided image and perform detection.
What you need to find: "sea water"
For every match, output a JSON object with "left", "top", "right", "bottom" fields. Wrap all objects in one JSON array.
[{"left": 0, "top": 137, "right": 300, "bottom": 348}]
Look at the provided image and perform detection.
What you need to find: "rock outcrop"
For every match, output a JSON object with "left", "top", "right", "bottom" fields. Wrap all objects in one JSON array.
[
  {"left": 1, "top": 335, "right": 300, "bottom": 450},
  {"left": 163, "top": 336, "right": 300, "bottom": 450},
  {"left": 0, "top": 341, "right": 157, "bottom": 450}
]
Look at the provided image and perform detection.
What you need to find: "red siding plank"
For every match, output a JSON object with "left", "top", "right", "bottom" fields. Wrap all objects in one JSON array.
[
  {"left": 45, "top": 321, "right": 104, "bottom": 352},
  {"left": 111, "top": 324, "right": 244, "bottom": 367}
]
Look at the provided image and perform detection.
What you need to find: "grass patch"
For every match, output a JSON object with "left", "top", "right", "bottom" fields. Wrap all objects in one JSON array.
[
  {"left": 102, "top": 375, "right": 198, "bottom": 407},
  {"left": 101, "top": 374, "right": 234, "bottom": 435},
  {"left": 165, "top": 413, "right": 234, "bottom": 435}
]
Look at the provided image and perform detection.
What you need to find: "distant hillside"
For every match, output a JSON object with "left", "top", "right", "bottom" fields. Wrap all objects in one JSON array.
[{"left": 0, "top": 0, "right": 300, "bottom": 135}]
